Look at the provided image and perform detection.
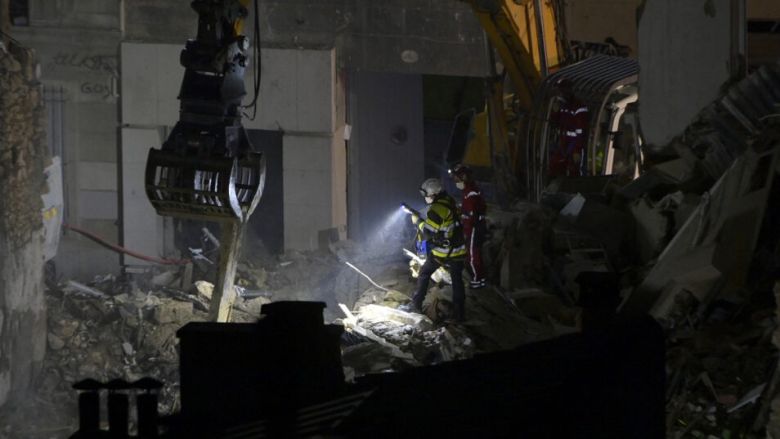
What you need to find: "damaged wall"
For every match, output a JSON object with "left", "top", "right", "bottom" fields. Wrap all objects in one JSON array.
[
  {"left": 638, "top": 0, "right": 734, "bottom": 151},
  {"left": 565, "top": 0, "right": 642, "bottom": 58},
  {"left": 0, "top": 42, "right": 48, "bottom": 408},
  {"left": 13, "top": 4, "right": 122, "bottom": 280},
  {"left": 123, "top": 0, "right": 488, "bottom": 77}
]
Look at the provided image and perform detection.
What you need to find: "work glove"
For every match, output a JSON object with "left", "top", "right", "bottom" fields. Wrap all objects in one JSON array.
[{"left": 410, "top": 213, "right": 420, "bottom": 225}]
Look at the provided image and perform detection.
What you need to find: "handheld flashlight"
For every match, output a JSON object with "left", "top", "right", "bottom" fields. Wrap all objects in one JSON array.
[{"left": 400, "top": 202, "right": 419, "bottom": 216}]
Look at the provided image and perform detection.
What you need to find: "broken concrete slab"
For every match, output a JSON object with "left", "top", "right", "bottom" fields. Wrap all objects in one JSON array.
[
  {"left": 560, "top": 193, "right": 586, "bottom": 219},
  {"left": 357, "top": 304, "right": 434, "bottom": 331},
  {"left": 622, "top": 144, "right": 779, "bottom": 320},
  {"left": 194, "top": 280, "right": 214, "bottom": 300}
]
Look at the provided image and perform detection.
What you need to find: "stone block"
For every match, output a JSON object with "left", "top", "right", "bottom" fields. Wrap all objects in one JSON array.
[
  {"left": 47, "top": 333, "right": 65, "bottom": 350},
  {"left": 153, "top": 300, "right": 194, "bottom": 325}
]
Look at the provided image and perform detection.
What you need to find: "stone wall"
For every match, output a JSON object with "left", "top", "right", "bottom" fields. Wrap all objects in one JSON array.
[
  {"left": 0, "top": 41, "right": 48, "bottom": 407},
  {"left": 13, "top": 21, "right": 122, "bottom": 280}
]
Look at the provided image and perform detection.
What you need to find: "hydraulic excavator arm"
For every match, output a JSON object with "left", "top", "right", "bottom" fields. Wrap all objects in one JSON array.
[
  {"left": 144, "top": 0, "right": 263, "bottom": 322},
  {"left": 466, "top": 0, "right": 542, "bottom": 110},
  {"left": 145, "top": 0, "right": 265, "bottom": 224},
  {"left": 464, "top": 0, "right": 566, "bottom": 107},
  {"left": 458, "top": 0, "right": 566, "bottom": 201}
]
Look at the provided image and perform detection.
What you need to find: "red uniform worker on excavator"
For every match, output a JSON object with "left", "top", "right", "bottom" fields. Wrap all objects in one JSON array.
[{"left": 549, "top": 79, "right": 590, "bottom": 177}]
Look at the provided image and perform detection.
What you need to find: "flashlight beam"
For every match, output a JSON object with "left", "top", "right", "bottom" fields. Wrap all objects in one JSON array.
[{"left": 344, "top": 261, "right": 390, "bottom": 292}]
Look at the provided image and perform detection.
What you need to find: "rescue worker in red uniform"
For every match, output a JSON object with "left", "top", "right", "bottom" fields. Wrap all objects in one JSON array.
[
  {"left": 549, "top": 79, "right": 589, "bottom": 177},
  {"left": 449, "top": 164, "right": 487, "bottom": 289}
]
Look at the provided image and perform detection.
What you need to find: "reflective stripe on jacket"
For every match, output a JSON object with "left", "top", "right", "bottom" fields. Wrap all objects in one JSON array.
[
  {"left": 417, "top": 194, "right": 466, "bottom": 259},
  {"left": 460, "top": 182, "right": 487, "bottom": 236}
]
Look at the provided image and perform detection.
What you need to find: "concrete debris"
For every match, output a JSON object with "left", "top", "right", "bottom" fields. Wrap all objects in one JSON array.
[
  {"left": 17, "top": 280, "right": 202, "bottom": 435},
  {"left": 13, "top": 93, "right": 775, "bottom": 435},
  {"left": 152, "top": 301, "right": 193, "bottom": 325},
  {"left": 47, "top": 333, "right": 65, "bottom": 351},
  {"left": 159, "top": 286, "right": 209, "bottom": 312},
  {"left": 236, "top": 261, "right": 267, "bottom": 288},
  {"left": 234, "top": 285, "right": 272, "bottom": 299},
  {"left": 121, "top": 342, "right": 135, "bottom": 356},
  {"left": 194, "top": 280, "right": 214, "bottom": 300},
  {"left": 337, "top": 252, "right": 572, "bottom": 375},
  {"left": 338, "top": 304, "right": 415, "bottom": 363},
  {"left": 356, "top": 304, "right": 433, "bottom": 331},
  {"left": 231, "top": 296, "right": 273, "bottom": 322},
  {"left": 151, "top": 270, "right": 177, "bottom": 287},
  {"left": 559, "top": 193, "right": 586, "bottom": 219},
  {"left": 727, "top": 383, "right": 767, "bottom": 414},
  {"left": 382, "top": 289, "right": 411, "bottom": 304},
  {"left": 62, "top": 280, "right": 108, "bottom": 298},
  {"left": 664, "top": 282, "right": 777, "bottom": 438}
]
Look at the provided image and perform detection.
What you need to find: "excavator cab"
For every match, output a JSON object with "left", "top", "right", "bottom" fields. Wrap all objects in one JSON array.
[{"left": 145, "top": 0, "right": 265, "bottom": 223}]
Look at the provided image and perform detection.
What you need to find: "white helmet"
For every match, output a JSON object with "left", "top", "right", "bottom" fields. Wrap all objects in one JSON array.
[{"left": 419, "top": 178, "right": 443, "bottom": 198}]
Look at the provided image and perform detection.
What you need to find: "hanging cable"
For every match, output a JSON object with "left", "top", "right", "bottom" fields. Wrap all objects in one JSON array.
[
  {"left": 242, "top": 0, "right": 262, "bottom": 120},
  {"left": 63, "top": 224, "right": 190, "bottom": 265}
]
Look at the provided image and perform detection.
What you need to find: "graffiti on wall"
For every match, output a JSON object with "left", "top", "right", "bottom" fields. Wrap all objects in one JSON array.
[
  {"left": 52, "top": 52, "right": 118, "bottom": 77},
  {"left": 47, "top": 51, "right": 118, "bottom": 100},
  {"left": 80, "top": 82, "right": 113, "bottom": 99},
  {"left": 570, "top": 37, "right": 632, "bottom": 62}
]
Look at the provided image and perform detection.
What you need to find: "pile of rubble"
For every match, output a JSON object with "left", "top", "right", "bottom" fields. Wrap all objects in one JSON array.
[
  {"left": 337, "top": 279, "right": 575, "bottom": 378},
  {"left": 0, "top": 199, "right": 589, "bottom": 438},
  {"left": 664, "top": 284, "right": 779, "bottom": 438},
  {"left": 0, "top": 269, "right": 274, "bottom": 438}
]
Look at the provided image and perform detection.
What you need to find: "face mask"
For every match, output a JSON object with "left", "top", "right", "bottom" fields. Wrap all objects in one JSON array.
[
  {"left": 455, "top": 182, "right": 465, "bottom": 190},
  {"left": 424, "top": 196, "right": 434, "bottom": 205}
]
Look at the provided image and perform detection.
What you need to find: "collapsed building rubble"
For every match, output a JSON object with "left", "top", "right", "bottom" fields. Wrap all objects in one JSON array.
[
  {"left": 2, "top": 62, "right": 779, "bottom": 437},
  {"left": 663, "top": 282, "right": 779, "bottom": 438},
  {"left": 0, "top": 198, "right": 588, "bottom": 437}
]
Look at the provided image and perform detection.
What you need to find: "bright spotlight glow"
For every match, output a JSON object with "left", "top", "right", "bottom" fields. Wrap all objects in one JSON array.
[{"left": 365, "top": 207, "right": 409, "bottom": 251}]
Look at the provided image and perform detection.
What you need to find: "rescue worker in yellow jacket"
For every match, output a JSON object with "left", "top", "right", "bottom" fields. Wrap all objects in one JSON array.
[{"left": 400, "top": 178, "right": 467, "bottom": 321}]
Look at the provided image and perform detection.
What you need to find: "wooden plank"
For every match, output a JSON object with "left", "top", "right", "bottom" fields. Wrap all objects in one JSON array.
[{"left": 208, "top": 221, "right": 244, "bottom": 322}]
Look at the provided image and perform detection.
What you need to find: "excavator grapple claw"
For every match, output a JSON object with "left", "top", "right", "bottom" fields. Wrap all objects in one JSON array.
[
  {"left": 143, "top": 0, "right": 264, "bottom": 224},
  {"left": 145, "top": 148, "right": 264, "bottom": 222}
]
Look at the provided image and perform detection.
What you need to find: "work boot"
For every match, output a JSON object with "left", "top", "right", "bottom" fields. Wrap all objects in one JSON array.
[
  {"left": 469, "top": 279, "right": 486, "bottom": 289},
  {"left": 398, "top": 302, "right": 421, "bottom": 314}
]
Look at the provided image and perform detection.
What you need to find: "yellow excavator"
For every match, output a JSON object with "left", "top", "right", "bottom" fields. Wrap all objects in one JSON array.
[
  {"left": 456, "top": 0, "right": 641, "bottom": 202},
  {"left": 453, "top": 0, "right": 565, "bottom": 202}
]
